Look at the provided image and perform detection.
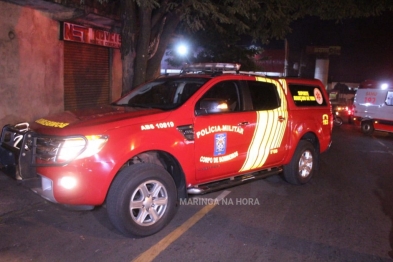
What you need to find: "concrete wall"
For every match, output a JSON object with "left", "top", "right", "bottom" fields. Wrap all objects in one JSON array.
[
  {"left": 0, "top": 1, "right": 64, "bottom": 128},
  {"left": 0, "top": 1, "right": 123, "bottom": 128}
]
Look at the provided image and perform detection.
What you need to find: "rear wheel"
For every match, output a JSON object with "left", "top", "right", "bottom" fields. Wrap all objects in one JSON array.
[
  {"left": 283, "top": 140, "right": 317, "bottom": 185},
  {"left": 107, "top": 163, "right": 178, "bottom": 237},
  {"left": 361, "top": 120, "right": 374, "bottom": 135}
]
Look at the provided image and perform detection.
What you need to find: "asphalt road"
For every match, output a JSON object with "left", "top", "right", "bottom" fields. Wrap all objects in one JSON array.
[{"left": 0, "top": 124, "right": 392, "bottom": 262}]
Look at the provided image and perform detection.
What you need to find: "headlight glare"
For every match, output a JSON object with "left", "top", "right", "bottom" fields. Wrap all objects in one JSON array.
[
  {"left": 57, "top": 135, "right": 108, "bottom": 162},
  {"left": 59, "top": 176, "right": 77, "bottom": 189}
]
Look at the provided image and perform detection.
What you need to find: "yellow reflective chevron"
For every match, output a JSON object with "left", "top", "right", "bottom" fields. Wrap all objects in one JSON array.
[
  {"left": 35, "top": 118, "right": 69, "bottom": 128},
  {"left": 240, "top": 79, "right": 288, "bottom": 172}
]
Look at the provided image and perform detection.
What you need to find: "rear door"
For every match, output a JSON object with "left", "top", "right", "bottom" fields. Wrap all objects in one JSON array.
[{"left": 239, "top": 78, "right": 289, "bottom": 171}]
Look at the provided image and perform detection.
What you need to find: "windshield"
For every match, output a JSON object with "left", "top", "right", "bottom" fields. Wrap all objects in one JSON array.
[{"left": 114, "top": 77, "right": 208, "bottom": 110}]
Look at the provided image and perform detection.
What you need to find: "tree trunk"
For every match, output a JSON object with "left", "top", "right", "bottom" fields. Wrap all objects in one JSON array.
[
  {"left": 132, "top": 7, "right": 152, "bottom": 88},
  {"left": 120, "top": 0, "right": 137, "bottom": 95},
  {"left": 121, "top": 51, "right": 136, "bottom": 95},
  {"left": 146, "top": 13, "right": 181, "bottom": 81}
]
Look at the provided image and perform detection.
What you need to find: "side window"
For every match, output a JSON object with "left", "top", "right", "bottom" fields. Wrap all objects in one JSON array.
[
  {"left": 247, "top": 81, "right": 280, "bottom": 110},
  {"left": 196, "top": 81, "right": 240, "bottom": 114},
  {"left": 385, "top": 91, "right": 393, "bottom": 106},
  {"left": 289, "top": 84, "right": 327, "bottom": 107}
]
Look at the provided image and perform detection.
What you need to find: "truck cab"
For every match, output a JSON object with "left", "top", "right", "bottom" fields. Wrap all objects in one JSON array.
[{"left": 0, "top": 63, "right": 332, "bottom": 237}]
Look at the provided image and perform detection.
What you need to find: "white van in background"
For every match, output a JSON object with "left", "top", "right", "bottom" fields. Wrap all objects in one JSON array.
[{"left": 353, "top": 82, "right": 393, "bottom": 135}]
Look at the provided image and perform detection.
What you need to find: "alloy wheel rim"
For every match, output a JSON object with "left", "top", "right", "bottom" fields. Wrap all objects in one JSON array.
[
  {"left": 298, "top": 150, "right": 313, "bottom": 178},
  {"left": 129, "top": 180, "right": 168, "bottom": 226}
]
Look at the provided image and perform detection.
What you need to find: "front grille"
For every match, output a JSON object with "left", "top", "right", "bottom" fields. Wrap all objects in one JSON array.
[
  {"left": 1, "top": 125, "right": 86, "bottom": 179},
  {"left": 1, "top": 124, "right": 85, "bottom": 167}
]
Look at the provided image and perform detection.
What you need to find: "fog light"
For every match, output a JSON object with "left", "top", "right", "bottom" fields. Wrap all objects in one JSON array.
[{"left": 59, "top": 176, "right": 77, "bottom": 189}]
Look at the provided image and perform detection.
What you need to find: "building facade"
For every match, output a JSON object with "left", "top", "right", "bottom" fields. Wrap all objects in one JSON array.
[{"left": 0, "top": 0, "right": 122, "bottom": 128}]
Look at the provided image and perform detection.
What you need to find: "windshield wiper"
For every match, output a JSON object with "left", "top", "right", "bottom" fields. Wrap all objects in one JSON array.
[
  {"left": 114, "top": 103, "right": 173, "bottom": 110},
  {"left": 113, "top": 103, "right": 151, "bottom": 108},
  {"left": 127, "top": 103, "right": 152, "bottom": 108}
]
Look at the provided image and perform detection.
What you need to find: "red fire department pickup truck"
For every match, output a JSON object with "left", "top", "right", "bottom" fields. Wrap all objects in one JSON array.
[{"left": 0, "top": 63, "right": 332, "bottom": 237}]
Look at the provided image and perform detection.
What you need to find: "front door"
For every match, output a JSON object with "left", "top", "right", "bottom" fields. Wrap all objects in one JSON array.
[
  {"left": 193, "top": 80, "right": 255, "bottom": 182},
  {"left": 194, "top": 78, "right": 289, "bottom": 183}
]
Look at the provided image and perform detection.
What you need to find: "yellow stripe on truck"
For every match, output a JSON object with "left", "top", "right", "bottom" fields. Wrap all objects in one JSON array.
[{"left": 240, "top": 78, "right": 288, "bottom": 172}]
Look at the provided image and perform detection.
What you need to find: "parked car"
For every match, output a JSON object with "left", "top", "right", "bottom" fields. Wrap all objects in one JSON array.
[
  {"left": 0, "top": 63, "right": 333, "bottom": 237},
  {"left": 331, "top": 102, "right": 353, "bottom": 124}
]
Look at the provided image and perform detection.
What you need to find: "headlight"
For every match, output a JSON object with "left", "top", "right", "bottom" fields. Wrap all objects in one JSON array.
[{"left": 57, "top": 135, "right": 108, "bottom": 162}]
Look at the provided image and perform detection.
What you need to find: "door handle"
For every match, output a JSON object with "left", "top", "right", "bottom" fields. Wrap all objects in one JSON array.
[
  {"left": 278, "top": 116, "right": 286, "bottom": 122},
  {"left": 238, "top": 121, "right": 250, "bottom": 126}
]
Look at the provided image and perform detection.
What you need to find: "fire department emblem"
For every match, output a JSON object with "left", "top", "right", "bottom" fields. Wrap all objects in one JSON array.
[
  {"left": 214, "top": 133, "right": 227, "bottom": 156},
  {"left": 314, "top": 88, "right": 323, "bottom": 105}
]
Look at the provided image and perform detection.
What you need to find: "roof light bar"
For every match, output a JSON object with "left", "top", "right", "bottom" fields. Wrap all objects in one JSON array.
[{"left": 181, "top": 63, "right": 241, "bottom": 74}]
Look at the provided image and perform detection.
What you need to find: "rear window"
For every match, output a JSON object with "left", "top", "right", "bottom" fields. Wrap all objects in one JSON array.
[
  {"left": 289, "top": 84, "right": 327, "bottom": 107},
  {"left": 247, "top": 81, "right": 280, "bottom": 110}
]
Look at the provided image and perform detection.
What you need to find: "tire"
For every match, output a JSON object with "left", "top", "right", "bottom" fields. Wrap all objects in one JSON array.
[
  {"left": 283, "top": 140, "right": 317, "bottom": 185},
  {"left": 361, "top": 121, "right": 374, "bottom": 135},
  {"left": 106, "top": 163, "right": 178, "bottom": 237}
]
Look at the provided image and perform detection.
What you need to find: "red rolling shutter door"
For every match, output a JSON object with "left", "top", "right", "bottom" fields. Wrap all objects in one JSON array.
[{"left": 64, "top": 41, "right": 110, "bottom": 110}]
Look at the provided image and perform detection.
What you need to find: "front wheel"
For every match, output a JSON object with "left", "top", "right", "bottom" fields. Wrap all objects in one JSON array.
[
  {"left": 283, "top": 140, "right": 317, "bottom": 185},
  {"left": 361, "top": 120, "right": 374, "bottom": 135},
  {"left": 107, "top": 163, "right": 178, "bottom": 237}
]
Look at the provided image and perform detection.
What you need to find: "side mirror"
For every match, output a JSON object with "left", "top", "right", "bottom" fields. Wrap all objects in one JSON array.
[{"left": 195, "top": 98, "right": 229, "bottom": 115}]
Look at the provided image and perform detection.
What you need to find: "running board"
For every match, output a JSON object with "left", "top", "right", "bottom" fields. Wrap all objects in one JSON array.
[{"left": 187, "top": 167, "right": 283, "bottom": 195}]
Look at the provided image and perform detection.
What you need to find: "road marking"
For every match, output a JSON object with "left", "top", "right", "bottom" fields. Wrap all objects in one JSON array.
[
  {"left": 132, "top": 190, "right": 231, "bottom": 262},
  {"left": 375, "top": 140, "right": 393, "bottom": 156}
]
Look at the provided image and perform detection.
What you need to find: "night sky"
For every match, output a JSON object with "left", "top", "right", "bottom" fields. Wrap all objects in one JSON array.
[{"left": 281, "top": 11, "right": 393, "bottom": 84}]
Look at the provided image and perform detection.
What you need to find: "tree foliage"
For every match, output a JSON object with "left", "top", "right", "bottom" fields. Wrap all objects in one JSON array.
[
  {"left": 96, "top": 0, "right": 393, "bottom": 94},
  {"left": 164, "top": 27, "right": 263, "bottom": 71}
]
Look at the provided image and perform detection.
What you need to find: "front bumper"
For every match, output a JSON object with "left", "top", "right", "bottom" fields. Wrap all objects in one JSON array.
[
  {"left": 28, "top": 174, "right": 94, "bottom": 210},
  {"left": 0, "top": 124, "right": 99, "bottom": 209},
  {"left": 0, "top": 124, "right": 37, "bottom": 180}
]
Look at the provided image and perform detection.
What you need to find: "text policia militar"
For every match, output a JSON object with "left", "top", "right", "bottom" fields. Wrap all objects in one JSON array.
[{"left": 196, "top": 125, "right": 244, "bottom": 139}]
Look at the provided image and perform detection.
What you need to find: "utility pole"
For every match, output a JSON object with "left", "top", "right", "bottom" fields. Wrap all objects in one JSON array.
[
  {"left": 284, "top": 39, "right": 288, "bottom": 77},
  {"left": 306, "top": 46, "right": 341, "bottom": 89}
]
